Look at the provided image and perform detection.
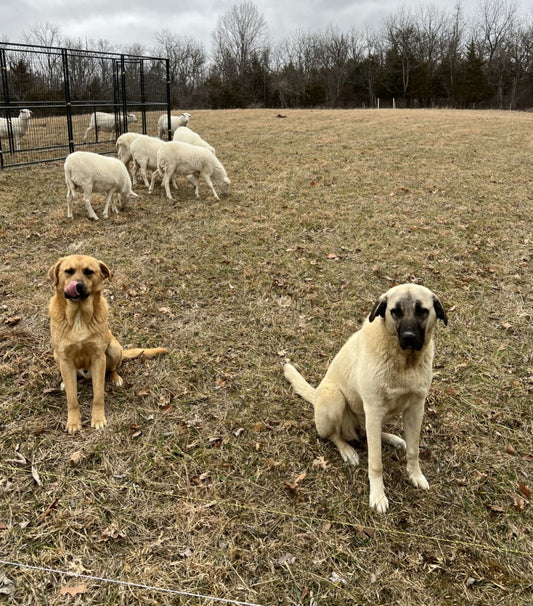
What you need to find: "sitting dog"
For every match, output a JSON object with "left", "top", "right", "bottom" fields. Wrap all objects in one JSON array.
[
  {"left": 284, "top": 283, "right": 447, "bottom": 513},
  {"left": 48, "top": 254, "right": 168, "bottom": 433}
]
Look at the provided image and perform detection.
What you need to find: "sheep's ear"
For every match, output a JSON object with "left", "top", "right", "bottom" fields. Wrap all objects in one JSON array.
[
  {"left": 48, "top": 258, "right": 64, "bottom": 287},
  {"left": 98, "top": 261, "right": 112, "bottom": 281},
  {"left": 369, "top": 295, "right": 387, "bottom": 322},
  {"left": 433, "top": 295, "right": 448, "bottom": 326}
]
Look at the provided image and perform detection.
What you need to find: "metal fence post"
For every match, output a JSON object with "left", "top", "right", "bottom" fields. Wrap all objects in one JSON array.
[
  {"left": 120, "top": 54, "right": 128, "bottom": 134},
  {"left": 0, "top": 46, "right": 14, "bottom": 161},
  {"left": 165, "top": 58, "right": 171, "bottom": 140},
  {"left": 61, "top": 48, "right": 75, "bottom": 155}
]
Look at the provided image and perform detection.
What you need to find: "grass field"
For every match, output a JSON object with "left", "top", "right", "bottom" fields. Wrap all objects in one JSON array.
[{"left": 0, "top": 108, "right": 531, "bottom": 605}]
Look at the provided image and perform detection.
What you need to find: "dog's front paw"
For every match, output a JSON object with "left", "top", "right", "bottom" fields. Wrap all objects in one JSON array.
[
  {"left": 369, "top": 491, "right": 389, "bottom": 513},
  {"left": 66, "top": 417, "right": 82, "bottom": 433},
  {"left": 408, "top": 470, "right": 429, "bottom": 490},
  {"left": 91, "top": 414, "right": 107, "bottom": 430}
]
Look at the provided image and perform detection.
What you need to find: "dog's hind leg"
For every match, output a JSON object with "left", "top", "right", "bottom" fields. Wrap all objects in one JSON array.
[
  {"left": 314, "top": 383, "right": 360, "bottom": 466},
  {"left": 381, "top": 432, "right": 406, "bottom": 450},
  {"left": 105, "top": 336, "right": 124, "bottom": 387}
]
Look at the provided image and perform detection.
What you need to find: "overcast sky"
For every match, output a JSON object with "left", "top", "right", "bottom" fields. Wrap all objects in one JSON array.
[{"left": 0, "top": 0, "right": 528, "bottom": 55}]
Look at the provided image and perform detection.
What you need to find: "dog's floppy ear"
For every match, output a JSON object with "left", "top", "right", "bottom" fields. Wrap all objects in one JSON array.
[
  {"left": 369, "top": 295, "right": 387, "bottom": 322},
  {"left": 47, "top": 258, "right": 64, "bottom": 287},
  {"left": 98, "top": 260, "right": 112, "bottom": 281},
  {"left": 433, "top": 295, "right": 448, "bottom": 326}
]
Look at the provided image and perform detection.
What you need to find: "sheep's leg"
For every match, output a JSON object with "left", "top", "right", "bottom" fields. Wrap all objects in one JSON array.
[
  {"left": 202, "top": 173, "right": 219, "bottom": 200},
  {"left": 102, "top": 192, "right": 112, "bottom": 219},
  {"left": 82, "top": 189, "right": 99, "bottom": 220},
  {"left": 162, "top": 169, "right": 174, "bottom": 200},
  {"left": 66, "top": 187, "right": 74, "bottom": 219},
  {"left": 149, "top": 169, "right": 161, "bottom": 194},
  {"left": 187, "top": 174, "right": 200, "bottom": 198},
  {"left": 140, "top": 162, "right": 150, "bottom": 188},
  {"left": 130, "top": 161, "right": 138, "bottom": 185},
  {"left": 111, "top": 194, "right": 120, "bottom": 214}
]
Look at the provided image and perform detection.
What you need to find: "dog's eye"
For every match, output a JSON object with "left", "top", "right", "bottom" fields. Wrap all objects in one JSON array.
[
  {"left": 83, "top": 268, "right": 94, "bottom": 276},
  {"left": 390, "top": 307, "right": 403, "bottom": 318},
  {"left": 415, "top": 303, "right": 429, "bottom": 318},
  {"left": 64, "top": 268, "right": 75, "bottom": 275}
]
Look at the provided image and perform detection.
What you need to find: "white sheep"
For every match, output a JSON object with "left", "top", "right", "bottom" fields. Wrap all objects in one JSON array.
[
  {"left": 157, "top": 112, "right": 191, "bottom": 139},
  {"left": 172, "top": 126, "right": 216, "bottom": 156},
  {"left": 0, "top": 109, "right": 32, "bottom": 150},
  {"left": 64, "top": 151, "right": 139, "bottom": 220},
  {"left": 153, "top": 141, "right": 230, "bottom": 201},
  {"left": 129, "top": 134, "right": 167, "bottom": 188},
  {"left": 83, "top": 111, "right": 138, "bottom": 141},
  {"left": 116, "top": 132, "right": 143, "bottom": 184}
]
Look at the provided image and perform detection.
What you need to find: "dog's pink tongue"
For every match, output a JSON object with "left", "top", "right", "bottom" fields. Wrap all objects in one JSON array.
[{"left": 65, "top": 281, "right": 79, "bottom": 298}]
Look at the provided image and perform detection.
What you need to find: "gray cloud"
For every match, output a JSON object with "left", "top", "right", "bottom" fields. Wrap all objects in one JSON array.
[{"left": 0, "top": 0, "right": 514, "bottom": 53}]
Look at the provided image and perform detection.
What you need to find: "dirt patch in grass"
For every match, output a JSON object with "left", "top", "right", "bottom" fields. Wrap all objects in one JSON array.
[{"left": 0, "top": 108, "right": 532, "bottom": 604}]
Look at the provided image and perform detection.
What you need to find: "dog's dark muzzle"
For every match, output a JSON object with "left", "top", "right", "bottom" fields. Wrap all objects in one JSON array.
[
  {"left": 398, "top": 322, "right": 424, "bottom": 351},
  {"left": 64, "top": 280, "right": 89, "bottom": 301}
]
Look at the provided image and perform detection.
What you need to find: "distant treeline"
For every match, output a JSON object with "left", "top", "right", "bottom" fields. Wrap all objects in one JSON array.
[{"left": 5, "top": 1, "right": 533, "bottom": 110}]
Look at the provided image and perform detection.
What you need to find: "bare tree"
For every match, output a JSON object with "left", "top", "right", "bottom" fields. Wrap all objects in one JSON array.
[
  {"left": 23, "top": 22, "right": 63, "bottom": 89},
  {"left": 475, "top": 0, "right": 519, "bottom": 107},
  {"left": 211, "top": 1, "right": 269, "bottom": 82},
  {"left": 155, "top": 30, "right": 207, "bottom": 95}
]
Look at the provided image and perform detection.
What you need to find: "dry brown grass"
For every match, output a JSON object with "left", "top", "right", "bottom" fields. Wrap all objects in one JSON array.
[{"left": 0, "top": 108, "right": 532, "bottom": 605}]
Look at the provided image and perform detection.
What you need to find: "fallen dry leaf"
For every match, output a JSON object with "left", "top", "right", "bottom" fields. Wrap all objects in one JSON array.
[
  {"left": 512, "top": 494, "right": 528, "bottom": 512},
  {"left": 101, "top": 524, "right": 125, "bottom": 541},
  {"left": 312, "top": 456, "right": 329, "bottom": 470},
  {"left": 505, "top": 444, "right": 517, "bottom": 456},
  {"left": 0, "top": 574, "right": 15, "bottom": 596},
  {"left": 60, "top": 584, "right": 88, "bottom": 596},
  {"left": 284, "top": 471, "right": 307, "bottom": 492},
  {"left": 31, "top": 465, "right": 42, "bottom": 486},
  {"left": 3, "top": 315, "right": 22, "bottom": 326},
  {"left": 70, "top": 450, "right": 86, "bottom": 465},
  {"left": 38, "top": 497, "right": 59, "bottom": 523},
  {"left": 518, "top": 484, "right": 531, "bottom": 500},
  {"left": 356, "top": 525, "right": 375, "bottom": 538},
  {"left": 277, "top": 552, "right": 296, "bottom": 566}
]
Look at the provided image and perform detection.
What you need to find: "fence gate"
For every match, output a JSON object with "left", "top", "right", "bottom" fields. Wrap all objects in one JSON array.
[{"left": 0, "top": 42, "right": 171, "bottom": 168}]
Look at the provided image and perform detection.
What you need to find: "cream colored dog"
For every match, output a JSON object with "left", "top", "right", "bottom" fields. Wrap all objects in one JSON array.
[
  {"left": 48, "top": 254, "right": 168, "bottom": 433},
  {"left": 284, "top": 284, "right": 447, "bottom": 513}
]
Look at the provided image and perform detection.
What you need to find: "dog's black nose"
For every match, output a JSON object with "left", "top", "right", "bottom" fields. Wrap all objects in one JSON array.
[
  {"left": 64, "top": 280, "right": 89, "bottom": 300},
  {"left": 399, "top": 331, "right": 422, "bottom": 350}
]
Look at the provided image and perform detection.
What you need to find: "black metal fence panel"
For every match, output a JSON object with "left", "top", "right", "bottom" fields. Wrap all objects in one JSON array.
[{"left": 0, "top": 42, "right": 171, "bottom": 168}]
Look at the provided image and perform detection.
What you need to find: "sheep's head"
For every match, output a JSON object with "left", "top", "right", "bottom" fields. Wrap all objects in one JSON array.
[
  {"left": 219, "top": 176, "right": 231, "bottom": 195},
  {"left": 126, "top": 113, "right": 137, "bottom": 123},
  {"left": 20, "top": 109, "right": 32, "bottom": 119}
]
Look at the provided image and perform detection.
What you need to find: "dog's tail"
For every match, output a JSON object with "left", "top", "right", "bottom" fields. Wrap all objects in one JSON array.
[
  {"left": 283, "top": 362, "right": 316, "bottom": 404},
  {"left": 122, "top": 347, "right": 169, "bottom": 360}
]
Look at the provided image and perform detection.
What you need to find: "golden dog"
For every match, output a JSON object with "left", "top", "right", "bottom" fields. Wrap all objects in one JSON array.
[
  {"left": 284, "top": 284, "right": 447, "bottom": 513},
  {"left": 48, "top": 254, "right": 168, "bottom": 433}
]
